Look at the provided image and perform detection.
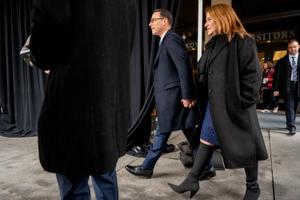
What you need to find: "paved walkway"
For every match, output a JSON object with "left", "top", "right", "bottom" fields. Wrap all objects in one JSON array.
[{"left": 0, "top": 111, "right": 299, "bottom": 199}]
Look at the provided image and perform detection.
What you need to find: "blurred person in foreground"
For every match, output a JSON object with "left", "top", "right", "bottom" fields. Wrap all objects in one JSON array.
[
  {"left": 168, "top": 4, "right": 268, "bottom": 200},
  {"left": 30, "top": 0, "right": 136, "bottom": 199}
]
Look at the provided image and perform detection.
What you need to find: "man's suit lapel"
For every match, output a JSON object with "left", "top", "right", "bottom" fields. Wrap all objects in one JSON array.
[
  {"left": 153, "top": 42, "right": 163, "bottom": 66},
  {"left": 153, "top": 30, "right": 170, "bottom": 66},
  {"left": 284, "top": 56, "right": 292, "bottom": 77},
  {"left": 285, "top": 56, "right": 291, "bottom": 68}
]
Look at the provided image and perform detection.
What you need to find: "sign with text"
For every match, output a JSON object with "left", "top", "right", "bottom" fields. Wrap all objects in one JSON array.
[
  {"left": 186, "top": 40, "right": 197, "bottom": 51},
  {"left": 253, "top": 30, "right": 296, "bottom": 43}
]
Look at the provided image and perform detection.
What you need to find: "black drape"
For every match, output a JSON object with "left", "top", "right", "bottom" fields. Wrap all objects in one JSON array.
[
  {"left": 127, "top": 0, "right": 182, "bottom": 149},
  {"left": 0, "top": 0, "right": 46, "bottom": 137},
  {"left": 0, "top": 0, "right": 182, "bottom": 141}
]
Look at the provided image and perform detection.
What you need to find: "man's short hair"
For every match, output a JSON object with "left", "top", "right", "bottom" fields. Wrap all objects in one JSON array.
[
  {"left": 153, "top": 9, "right": 173, "bottom": 26},
  {"left": 288, "top": 38, "right": 299, "bottom": 45}
]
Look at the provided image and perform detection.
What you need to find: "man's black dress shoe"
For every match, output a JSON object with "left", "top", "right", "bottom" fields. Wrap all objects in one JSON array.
[
  {"left": 125, "top": 165, "right": 153, "bottom": 178},
  {"left": 288, "top": 126, "right": 296, "bottom": 136},
  {"left": 164, "top": 144, "right": 175, "bottom": 153},
  {"left": 178, "top": 141, "right": 193, "bottom": 155},
  {"left": 127, "top": 143, "right": 174, "bottom": 158}
]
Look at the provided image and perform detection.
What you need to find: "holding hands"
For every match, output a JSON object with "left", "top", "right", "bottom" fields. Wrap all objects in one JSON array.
[{"left": 181, "top": 99, "right": 196, "bottom": 108}]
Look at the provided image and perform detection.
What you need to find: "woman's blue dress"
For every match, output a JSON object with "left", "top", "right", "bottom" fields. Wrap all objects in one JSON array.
[{"left": 200, "top": 103, "right": 219, "bottom": 145}]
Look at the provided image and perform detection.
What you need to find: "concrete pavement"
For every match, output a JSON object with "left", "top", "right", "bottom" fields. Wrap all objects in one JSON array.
[{"left": 0, "top": 111, "right": 299, "bottom": 199}]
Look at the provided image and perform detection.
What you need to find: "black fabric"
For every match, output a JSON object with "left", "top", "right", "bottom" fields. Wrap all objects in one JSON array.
[
  {"left": 152, "top": 30, "right": 198, "bottom": 133},
  {"left": 127, "top": 0, "right": 182, "bottom": 149},
  {"left": 0, "top": 0, "right": 46, "bottom": 137},
  {"left": 245, "top": 165, "right": 258, "bottom": 185},
  {"left": 196, "top": 34, "right": 268, "bottom": 169},
  {"left": 167, "top": 144, "right": 214, "bottom": 196},
  {"left": 189, "top": 143, "right": 214, "bottom": 178},
  {"left": 30, "top": 0, "right": 136, "bottom": 176},
  {"left": 197, "top": 36, "right": 217, "bottom": 90},
  {"left": 244, "top": 165, "right": 260, "bottom": 200},
  {"left": 0, "top": 0, "right": 182, "bottom": 142}
]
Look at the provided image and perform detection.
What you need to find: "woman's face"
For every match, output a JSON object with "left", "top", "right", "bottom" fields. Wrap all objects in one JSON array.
[
  {"left": 205, "top": 12, "right": 218, "bottom": 36},
  {"left": 263, "top": 63, "right": 268, "bottom": 70}
]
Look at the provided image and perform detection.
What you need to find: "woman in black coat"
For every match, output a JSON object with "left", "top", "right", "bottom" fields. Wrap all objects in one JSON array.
[{"left": 168, "top": 4, "right": 268, "bottom": 200}]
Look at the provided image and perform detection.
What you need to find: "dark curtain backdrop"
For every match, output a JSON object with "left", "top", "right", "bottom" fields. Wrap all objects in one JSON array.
[
  {"left": 0, "top": 0, "right": 182, "bottom": 142},
  {"left": 0, "top": 0, "right": 46, "bottom": 137},
  {"left": 127, "top": 0, "right": 182, "bottom": 149}
]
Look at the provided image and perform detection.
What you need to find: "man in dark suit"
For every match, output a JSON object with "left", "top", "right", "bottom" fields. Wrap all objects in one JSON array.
[
  {"left": 274, "top": 39, "right": 300, "bottom": 135},
  {"left": 125, "top": 9, "right": 200, "bottom": 178},
  {"left": 29, "top": 0, "right": 136, "bottom": 199}
]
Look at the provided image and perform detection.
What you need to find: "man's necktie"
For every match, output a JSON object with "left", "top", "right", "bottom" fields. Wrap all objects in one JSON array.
[{"left": 291, "top": 57, "right": 297, "bottom": 81}]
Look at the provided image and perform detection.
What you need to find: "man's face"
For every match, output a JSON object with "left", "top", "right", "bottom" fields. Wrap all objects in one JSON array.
[
  {"left": 288, "top": 41, "right": 300, "bottom": 55},
  {"left": 149, "top": 12, "right": 167, "bottom": 37}
]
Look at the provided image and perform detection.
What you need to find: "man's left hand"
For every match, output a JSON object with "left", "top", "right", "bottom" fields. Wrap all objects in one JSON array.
[{"left": 181, "top": 99, "right": 196, "bottom": 108}]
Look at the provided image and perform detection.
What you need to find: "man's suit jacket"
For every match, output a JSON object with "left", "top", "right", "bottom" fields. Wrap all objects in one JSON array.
[
  {"left": 152, "top": 30, "right": 198, "bottom": 133},
  {"left": 274, "top": 54, "right": 300, "bottom": 98}
]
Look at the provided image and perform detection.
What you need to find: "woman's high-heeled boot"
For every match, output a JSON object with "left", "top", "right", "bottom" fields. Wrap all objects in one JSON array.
[
  {"left": 168, "top": 143, "right": 214, "bottom": 198},
  {"left": 244, "top": 165, "right": 260, "bottom": 200}
]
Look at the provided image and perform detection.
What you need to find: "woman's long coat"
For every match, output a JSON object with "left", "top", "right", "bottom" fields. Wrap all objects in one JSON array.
[
  {"left": 197, "top": 34, "right": 268, "bottom": 169},
  {"left": 30, "top": 0, "right": 136, "bottom": 176}
]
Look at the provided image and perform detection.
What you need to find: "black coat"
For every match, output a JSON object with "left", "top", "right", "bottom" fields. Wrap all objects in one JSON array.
[
  {"left": 30, "top": 0, "right": 136, "bottom": 176},
  {"left": 153, "top": 30, "right": 198, "bottom": 133},
  {"left": 273, "top": 54, "right": 300, "bottom": 98},
  {"left": 197, "top": 34, "right": 268, "bottom": 169}
]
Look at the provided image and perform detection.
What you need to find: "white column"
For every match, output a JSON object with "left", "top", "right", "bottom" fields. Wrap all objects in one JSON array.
[{"left": 197, "top": 0, "right": 203, "bottom": 60}]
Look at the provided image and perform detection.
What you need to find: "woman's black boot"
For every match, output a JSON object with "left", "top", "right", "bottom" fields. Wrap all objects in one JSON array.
[
  {"left": 168, "top": 143, "right": 214, "bottom": 198},
  {"left": 244, "top": 165, "right": 260, "bottom": 200}
]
